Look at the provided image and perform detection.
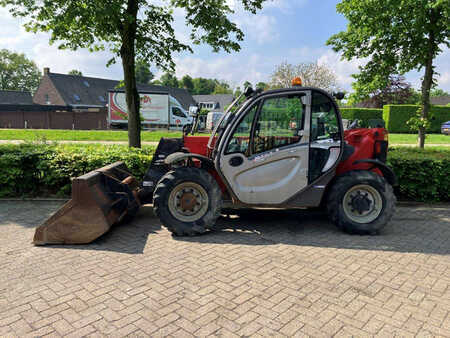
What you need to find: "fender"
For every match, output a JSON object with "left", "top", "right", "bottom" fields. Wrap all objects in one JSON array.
[
  {"left": 353, "top": 159, "right": 397, "bottom": 186},
  {"left": 164, "top": 152, "right": 215, "bottom": 169}
]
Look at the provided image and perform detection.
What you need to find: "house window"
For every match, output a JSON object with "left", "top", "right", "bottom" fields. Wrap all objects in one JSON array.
[
  {"left": 73, "top": 94, "right": 81, "bottom": 102},
  {"left": 83, "top": 81, "right": 90, "bottom": 87},
  {"left": 98, "top": 95, "right": 105, "bottom": 103},
  {"left": 45, "top": 94, "right": 50, "bottom": 105},
  {"left": 200, "top": 102, "right": 215, "bottom": 110}
]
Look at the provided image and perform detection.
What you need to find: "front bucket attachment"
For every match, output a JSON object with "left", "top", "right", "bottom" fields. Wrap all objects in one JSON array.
[{"left": 33, "top": 162, "right": 140, "bottom": 245}]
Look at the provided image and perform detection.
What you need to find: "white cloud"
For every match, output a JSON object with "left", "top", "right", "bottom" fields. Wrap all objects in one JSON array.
[
  {"left": 31, "top": 42, "right": 123, "bottom": 80},
  {"left": 173, "top": 54, "right": 268, "bottom": 88},
  {"left": 234, "top": 13, "right": 279, "bottom": 44},
  {"left": 317, "top": 50, "right": 367, "bottom": 89}
]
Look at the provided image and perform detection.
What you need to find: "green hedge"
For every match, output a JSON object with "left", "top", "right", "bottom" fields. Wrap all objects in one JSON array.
[
  {"left": 387, "top": 147, "right": 450, "bottom": 202},
  {"left": 340, "top": 108, "right": 383, "bottom": 127},
  {"left": 0, "top": 144, "right": 155, "bottom": 198},
  {"left": 383, "top": 105, "right": 450, "bottom": 133},
  {"left": 0, "top": 144, "right": 449, "bottom": 202}
]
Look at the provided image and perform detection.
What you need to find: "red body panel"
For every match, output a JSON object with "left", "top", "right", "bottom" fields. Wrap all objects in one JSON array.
[
  {"left": 183, "top": 136, "right": 210, "bottom": 157},
  {"left": 337, "top": 128, "right": 388, "bottom": 176}
]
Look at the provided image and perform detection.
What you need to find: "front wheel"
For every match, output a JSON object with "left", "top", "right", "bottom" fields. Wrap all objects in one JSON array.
[
  {"left": 327, "top": 171, "right": 396, "bottom": 235},
  {"left": 153, "top": 167, "right": 222, "bottom": 236}
]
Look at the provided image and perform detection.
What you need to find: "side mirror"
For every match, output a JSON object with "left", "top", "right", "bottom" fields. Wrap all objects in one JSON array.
[
  {"left": 189, "top": 106, "right": 199, "bottom": 117},
  {"left": 333, "top": 92, "right": 345, "bottom": 100}
]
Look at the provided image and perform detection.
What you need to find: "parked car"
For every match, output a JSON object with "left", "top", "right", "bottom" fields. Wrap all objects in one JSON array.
[{"left": 442, "top": 121, "right": 450, "bottom": 135}]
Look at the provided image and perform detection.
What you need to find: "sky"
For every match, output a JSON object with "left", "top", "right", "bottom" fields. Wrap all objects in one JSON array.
[{"left": 0, "top": 0, "right": 449, "bottom": 92}]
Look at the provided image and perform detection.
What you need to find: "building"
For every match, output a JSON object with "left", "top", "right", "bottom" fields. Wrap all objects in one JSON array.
[
  {"left": 33, "top": 68, "right": 196, "bottom": 111},
  {"left": 0, "top": 90, "right": 33, "bottom": 105},
  {"left": 193, "top": 94, "right": 234, "bottom": 114}
]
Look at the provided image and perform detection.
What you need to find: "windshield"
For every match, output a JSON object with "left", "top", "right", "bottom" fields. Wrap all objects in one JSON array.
[{"left": 207, "top": 98, "right": 251, "bottom": 154}]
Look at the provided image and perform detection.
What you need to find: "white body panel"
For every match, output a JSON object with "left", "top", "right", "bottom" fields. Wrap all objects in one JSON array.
[{"left": 206, "top": 112, "right": 224, "bottom": 131}]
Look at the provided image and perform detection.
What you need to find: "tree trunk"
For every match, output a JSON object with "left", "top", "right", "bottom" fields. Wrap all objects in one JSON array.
[
  {"left": 121, "top": 0, "right": 140, "bottom": 148},
  {"left": 418, "top": 9, "right": 437, "bottom": 149}
]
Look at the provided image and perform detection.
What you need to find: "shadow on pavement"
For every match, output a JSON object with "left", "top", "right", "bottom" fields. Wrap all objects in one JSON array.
[
  {"left": 0, "top": 202, "right": 160, "bottom": 255},
  {"left": 175, "top": 207, "right": 450, "bottom": 256},
  {"left": 2, "top": 201, "right": 449, "bottom": 255}
]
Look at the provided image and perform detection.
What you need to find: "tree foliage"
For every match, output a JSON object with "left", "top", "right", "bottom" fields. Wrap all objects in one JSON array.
[
  {"left": 0, "top": 49, "right": 41, "bottom": 93},
  {"left": 180, "top": 75, "right": 194, "bottom": 93},
  {"left": 135, "top": 60, "right": 154, "bottom": 84},
  {"left": 1, "top": 0, "right": 268, "bottom": 147},
  {"left": 348, "top": 75, "right": 417, "bottom": 108},
  {"left": 431, "top": 88, "right": 450, "bottom": 97},
  {"left": 68, "top": 69, "right": 83, "bottom": 76},
  {"left": 327, "top": 0, "right": 450, "bottom": 147},
  {"left": 256, "top": 82, "right": 268, "bottom": 90},
  {"left": 270, "top": 61, "right": 339, "bottom": 92},
  {"left": 160, "top": 72, "right": 179, "bottom": 88},
  {"left": 213, "top": 82, "right": 233, "bottom": 94}
]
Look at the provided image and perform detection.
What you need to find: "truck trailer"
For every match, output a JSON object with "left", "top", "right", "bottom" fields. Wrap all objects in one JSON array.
[{"left": 108, "top": 91, "right": 193, "bottom": 130}]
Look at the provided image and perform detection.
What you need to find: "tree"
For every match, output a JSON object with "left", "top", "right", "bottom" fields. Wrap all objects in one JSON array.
[
  {"left": 431, "top": 88, "right": 450, "bottom": 97},
  {"left": 213, "top": 81, "right": 233, "bottom": 94},
  {"left": 348, "top": 75, "right": 416, "bottom": 108},
  {"left": 193, "top": 78, "right": 216, "bottom": 95},
  {"left": 0, "top": 49, "right": 41, "bottom": 93},
  {"left": 270, "top": 61, "right": 339, "bottom": 92},
  {"left": 160, "top": 72, "right": 179, "bottom": 88},
  {"left": 68, "top": 69, "right": 83, "bottom": 76},
  {"left": 180, "top": 75, "right": 194, "bottom": 93},
  {"left": 256, "top": 82, "right": 268, "bottom": 90},
  {"left": 2, "top": 0, "right": 268, "bottom": 147},
  {"left": 327, "top": 0, "right": 449, "bottom": 148},
  {"left": 135, "top": 60, "right": 154, "bottom": 84}
]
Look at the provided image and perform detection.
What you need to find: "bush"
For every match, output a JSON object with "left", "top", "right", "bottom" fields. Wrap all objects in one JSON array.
[
  {"left": 383, "top": 105, "right": 450, "bottom": 133},
  {"left": 0, "top": 143, "right": 155, "bottom": 197},
  {"left": 1, "top": 143, "right": 449, "bottom": 203},
  {"left": 340, "top": 108, "right": 383, "bottom": 127},
  {"left": 387, "top": 147, "right": 450, "bottom": 202}
]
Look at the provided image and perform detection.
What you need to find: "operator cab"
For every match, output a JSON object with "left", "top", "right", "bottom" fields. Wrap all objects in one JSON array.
[{"left": 213, "top": 78, "right": 344, "bottom": 206}]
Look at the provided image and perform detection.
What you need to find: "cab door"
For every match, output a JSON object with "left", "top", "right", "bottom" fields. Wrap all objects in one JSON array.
[{"left": 218, "top": 91, "right": 311, "bottom": 205}]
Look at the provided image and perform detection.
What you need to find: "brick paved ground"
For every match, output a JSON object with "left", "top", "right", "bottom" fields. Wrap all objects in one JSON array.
[{"left": 0, "top": 201, "right": 449, "bottom": 337}]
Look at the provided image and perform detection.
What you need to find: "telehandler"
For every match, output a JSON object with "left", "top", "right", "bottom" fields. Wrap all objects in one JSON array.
[{"left": 33, "top": 78, "right": 396, "bottom": 244}]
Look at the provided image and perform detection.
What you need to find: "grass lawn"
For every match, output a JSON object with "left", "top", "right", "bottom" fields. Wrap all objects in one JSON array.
[
  {"left": 0, "top": 128, "right": 182, "bottom": 142},
  {"left": 389, "top": 133, "right": 449, "bottom": 144},
  {"left": 0, "top": 128, "right": 449, "bottom": 145}
]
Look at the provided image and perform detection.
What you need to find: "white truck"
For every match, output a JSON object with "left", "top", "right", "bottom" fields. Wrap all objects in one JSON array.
[
  {"left": 206, "top": 111, "right": 224, "bottom": 131},
  {"left": 108, "top": 91, "right": 193, "bottom": 129}
]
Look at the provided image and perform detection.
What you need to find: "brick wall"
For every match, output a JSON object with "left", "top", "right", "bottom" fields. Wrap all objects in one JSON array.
[
  {"left": 0, "top": 105, "right": 108, "bottom": 130},
  {"left": 33, "top": 75, "right": 66, "bottom": 106}
]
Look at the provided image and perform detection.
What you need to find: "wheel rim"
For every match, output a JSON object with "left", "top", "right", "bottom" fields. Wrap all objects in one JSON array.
[
  {"left": 342, "top": 184, "right": 383, "bottom": 224},
  {"left": 168, "top": 182, "right": 209, "bottom": 222}
]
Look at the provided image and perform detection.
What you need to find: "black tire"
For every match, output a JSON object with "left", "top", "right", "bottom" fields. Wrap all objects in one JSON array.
[
  {"left": 153, "top": 167, "right": 222, "bottom": 236},
  {"left": 327, "top": 170, "right": 396, "bottom": 235}
]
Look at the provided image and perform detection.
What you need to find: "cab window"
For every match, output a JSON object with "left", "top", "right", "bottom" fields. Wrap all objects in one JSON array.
[
  {"left": 172, "top": 107, "right": 186, "bottom": 118},
  {"left": 225, "top": 105, "right": 258, "bottom": 155},
  {"left": 253, "top": 95, "right": 304, "bottom": 154},
  {"left": 311, "top": 92, "right": 339, "bottom": 141}
]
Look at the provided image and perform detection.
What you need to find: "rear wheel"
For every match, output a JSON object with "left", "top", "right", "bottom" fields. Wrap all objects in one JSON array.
[
  {"left": 327, "top": 171, "right": 396, "bottom": 234},
  {"left": 153, "top": 167, "right": 222, "bottom": 236}
]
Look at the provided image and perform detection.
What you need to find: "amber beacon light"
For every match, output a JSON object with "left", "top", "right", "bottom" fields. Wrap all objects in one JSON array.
[{"left": 292, "top": 77, "right": 303, "bottom": 86}]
